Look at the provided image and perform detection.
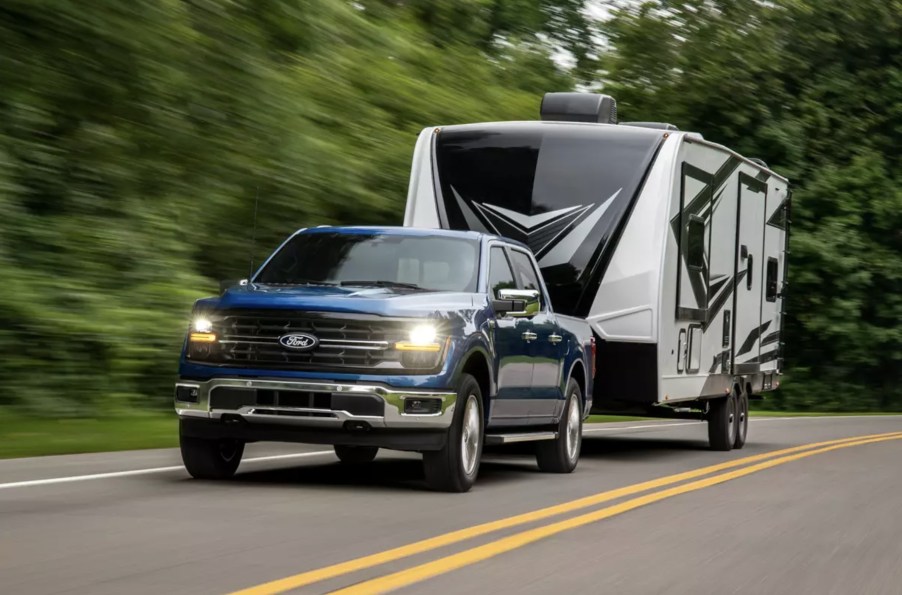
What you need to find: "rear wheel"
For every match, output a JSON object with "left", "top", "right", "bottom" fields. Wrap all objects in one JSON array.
[
  {"left": 179, "top": 431, "right": 244, "bottom": 480},
  {"left": 536, "top": 379, "right": 583, "bottom": 473},
  {"left": 423, "top": 374, "right": 483, "bottom": 493},
  {"left": 707, "top": 393, "right": 737, "bottom": 451},
  {"left": 733, "top": 391, "right": 749, "bottom": 449},
  {"left": 334, "top": 445, "right": 379, "bottom": 464}
]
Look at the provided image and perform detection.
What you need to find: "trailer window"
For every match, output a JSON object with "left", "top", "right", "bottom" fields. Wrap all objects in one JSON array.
[
  {"left": 687, "top": 217, "right": 706, "bottom": 271},
  {"left": 766, "top": 257, "right": 779, "bottom": 302}
]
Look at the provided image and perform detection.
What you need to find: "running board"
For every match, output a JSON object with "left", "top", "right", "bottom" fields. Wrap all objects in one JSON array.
[{"left": 485, "top": 431, "right": 558, "bottom": 445}]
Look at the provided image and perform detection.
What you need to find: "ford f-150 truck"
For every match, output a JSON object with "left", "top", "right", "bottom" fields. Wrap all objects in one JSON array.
[{"left": 175, "top": 226, "right": 594, "bottom": 492}]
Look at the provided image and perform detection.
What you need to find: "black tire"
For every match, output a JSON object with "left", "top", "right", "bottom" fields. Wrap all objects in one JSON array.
[
  {"left": 536, "top": 378, "right": 583, "bottom": 473},
  {"left": 423, "top": 373, "right": 483, "bottom": 493},
  {"left": 334, "top": 445, "right": 379, "bottom": 464},
  {"left": 179, "top": 432, "right": 244, "bottom": 480},
  {"left": 733, "top": 391, "right": 749, "bottom": 449},
  {"left": 707, "top": 394, "right": 737, "bottom": 451}
]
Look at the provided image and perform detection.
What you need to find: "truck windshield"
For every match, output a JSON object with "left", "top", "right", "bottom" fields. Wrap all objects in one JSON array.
[{"left": 254, "top": 232, "right": 480, "bottom": 292}]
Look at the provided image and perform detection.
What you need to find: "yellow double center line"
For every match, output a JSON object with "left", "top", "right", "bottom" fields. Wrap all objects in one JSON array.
[{"left": 231, "top": 431, "right": 902, "bottom": 595}]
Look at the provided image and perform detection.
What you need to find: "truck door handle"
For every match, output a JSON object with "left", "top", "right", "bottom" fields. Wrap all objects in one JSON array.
[
  {"left": 521, "top": 331, "right": 537, "bottom": 342},
  {"left": 548, "top": 334, "right": 562, "bottom": 344}
]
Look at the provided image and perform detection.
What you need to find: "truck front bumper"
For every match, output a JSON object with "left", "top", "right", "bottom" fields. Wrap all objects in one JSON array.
[{"left": 174, "top": 377, "right": 457, "bottom": 451}]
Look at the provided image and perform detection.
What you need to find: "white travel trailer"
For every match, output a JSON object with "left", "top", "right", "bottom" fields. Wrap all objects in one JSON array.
[{"left": 403, "top": 92, "right": 790, "bottom": 450}]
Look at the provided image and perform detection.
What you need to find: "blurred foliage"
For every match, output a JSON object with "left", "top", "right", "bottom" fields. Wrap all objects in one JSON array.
[{"left": 0, "top": 0, "right": 898, "bottom": 415}]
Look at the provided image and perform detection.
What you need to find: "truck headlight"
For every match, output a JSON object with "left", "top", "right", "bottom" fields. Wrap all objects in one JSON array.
[
  {"left": 192, "top": 317, "right": 213, "bottom": 333},
  {"left": 396, "top": 324, "right": 441, "bottom": 352}
]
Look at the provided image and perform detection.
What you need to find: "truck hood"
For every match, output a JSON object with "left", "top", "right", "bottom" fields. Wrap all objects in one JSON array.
[{"left": 201, "top": 283, "right": 482, "bottom": 318}]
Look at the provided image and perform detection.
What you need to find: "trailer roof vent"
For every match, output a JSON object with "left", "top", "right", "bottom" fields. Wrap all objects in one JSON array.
[
  {"left": 620, "top": 121, "right": 680, "bottom": 131},
  {"left": 540, "top": 92, "right": 617, "bottom": 124},
  {"left": 749, "top": 157, "right": 769, "bottom": 168}
]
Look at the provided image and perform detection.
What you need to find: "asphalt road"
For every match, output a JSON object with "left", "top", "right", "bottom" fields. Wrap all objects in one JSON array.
[{"left": 2, "top": 416, "right": 901, "bottom": 595}]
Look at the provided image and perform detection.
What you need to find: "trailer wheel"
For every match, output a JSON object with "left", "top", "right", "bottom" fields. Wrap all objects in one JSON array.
[
  {"left": 334, "top": 445, "right": 379, "bottom": 464},
  {"left": 733, "top": 391, "right": 749, "bottom": 449},
  {"left": 179, "top": 433, "right": 244, "bottom": 479},
  {"left": 535, "top": 378, "right": 583, "bottom": 473},
  {"left": 423, "top": 373, "right": 483, "bottom": 492},
  {"left": 707, "top": 394, "right": 737, "bottom": 451}
]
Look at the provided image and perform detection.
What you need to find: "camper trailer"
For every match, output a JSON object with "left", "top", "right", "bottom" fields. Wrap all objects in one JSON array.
[{"left": 403, "top": 92, "right": 790, "bottom": 450}]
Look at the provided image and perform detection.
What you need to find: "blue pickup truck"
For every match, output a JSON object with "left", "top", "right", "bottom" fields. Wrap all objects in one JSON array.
[{"left": 175, "top": 226, "right": 593, "bottom": 492}]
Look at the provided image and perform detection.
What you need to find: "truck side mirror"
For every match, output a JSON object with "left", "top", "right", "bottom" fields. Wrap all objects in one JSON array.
[{"left": 494, "top": 289, "right": 541, "bottom": 318}]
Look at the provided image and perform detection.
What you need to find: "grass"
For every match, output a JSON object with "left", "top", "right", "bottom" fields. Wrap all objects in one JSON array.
[
  {"left": 0, "top": 412, "right": 178, "bottom": 459},
  {"left": 1, "top": 410, "right": 900, "bottom": 460}
]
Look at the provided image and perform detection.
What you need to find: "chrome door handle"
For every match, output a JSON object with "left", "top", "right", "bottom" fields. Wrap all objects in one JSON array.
[
  {"left": 521, "top": 331, "right": 537, "bottom": 342},
  {"left": 548, "top": 334, "right": 562, "bottom": 344}
]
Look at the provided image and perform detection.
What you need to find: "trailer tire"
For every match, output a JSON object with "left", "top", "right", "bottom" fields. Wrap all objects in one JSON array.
[
  {"left": 334, "top": 445, "right": 379, "bottom": 464},
  {"left": 535, "top": 378, "right": 583, "bottom": 473},
  {"left": 423, "top": 374, "right": 483, "bottom": 493},
  {"left": 180, "top": 433, "right": 244, "bottom": 480},
  {"left": 733, "top": 391, "right": 749, "bottom": 449},
  {"left": 707, "top": 394, "right": 737, "bottom": 451}
]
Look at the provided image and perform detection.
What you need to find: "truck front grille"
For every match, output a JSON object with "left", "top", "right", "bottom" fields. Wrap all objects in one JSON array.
[{"left": 192, "top": 310, "right": 413, "bottom": 372}]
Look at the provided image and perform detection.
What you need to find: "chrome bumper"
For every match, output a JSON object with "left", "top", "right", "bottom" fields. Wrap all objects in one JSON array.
[{"left": 174, "top": 377, "right": 457, "bottom": 430}]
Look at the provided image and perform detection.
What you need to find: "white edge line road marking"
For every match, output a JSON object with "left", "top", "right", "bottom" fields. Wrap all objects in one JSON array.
[
  {"left": 583, "top": 422, "right": 701, "bottom": 433},
  {"left": 0, "top": 451, "right": 334, "bottom": 490},
  {"left": 4, "top": 416, "right": 901, "bottom": 490}
]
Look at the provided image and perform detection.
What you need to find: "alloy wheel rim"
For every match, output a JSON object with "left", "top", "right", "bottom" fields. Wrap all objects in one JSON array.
[
  {"left": 461, "top": 396, "right": 480, "bottom": 476},
  {"left": 565, "top": 394, "right": 581, "bottom": 462}
]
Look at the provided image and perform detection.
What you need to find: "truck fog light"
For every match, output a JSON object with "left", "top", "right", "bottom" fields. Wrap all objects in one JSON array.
[
  {"left": 403, "top": 397, "right": 442, "bottom": 415},
  {"left": 175, "top": 385, "right": 199, "bottom": 403}
]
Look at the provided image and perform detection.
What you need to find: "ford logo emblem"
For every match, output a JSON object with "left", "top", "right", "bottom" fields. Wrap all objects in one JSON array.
[{"left": 278, "top": 333, "right": 319, "bottom": 351}]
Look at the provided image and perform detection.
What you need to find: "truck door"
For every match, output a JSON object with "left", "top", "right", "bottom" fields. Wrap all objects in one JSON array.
[
  {"left": 732, "top": 174, "right": 767, "bottom": 375},
  {"left": 507, "top": 248, "right": 562, "bottom": 419},
  {"left": 487, "top": 246, "right": 535, "bottom": 422}
]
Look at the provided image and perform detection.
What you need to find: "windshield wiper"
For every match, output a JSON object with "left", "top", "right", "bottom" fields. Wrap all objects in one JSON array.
[{"left": 339, "top": 280, "right": 425, "bottom": 290}]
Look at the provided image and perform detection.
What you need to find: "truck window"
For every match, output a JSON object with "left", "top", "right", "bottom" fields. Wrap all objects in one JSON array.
[
  {"left": 488, "top": 247, "right": 516, "bottom": 298},
  {"left": 508, "top": 249, "right": 546, "bottom": 308}
]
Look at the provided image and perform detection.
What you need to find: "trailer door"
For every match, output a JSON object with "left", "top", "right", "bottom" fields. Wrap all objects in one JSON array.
[
  {"left": 759, "top": 186, "right": 789, "bottom": 373},
  {"left": 732, "top": 174, "right": 767, "bottom": 375}
]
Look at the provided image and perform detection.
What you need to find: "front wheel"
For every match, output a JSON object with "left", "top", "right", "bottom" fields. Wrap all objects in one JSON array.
[
  {"left": 423, "top": 373, "right": 483, "bottom": 493},
  {"left": 179, "top": 431, "right": 244, "bottom": 480},
  {"left": 535, "top": 379, "right": 583, "bottom": 473}
]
